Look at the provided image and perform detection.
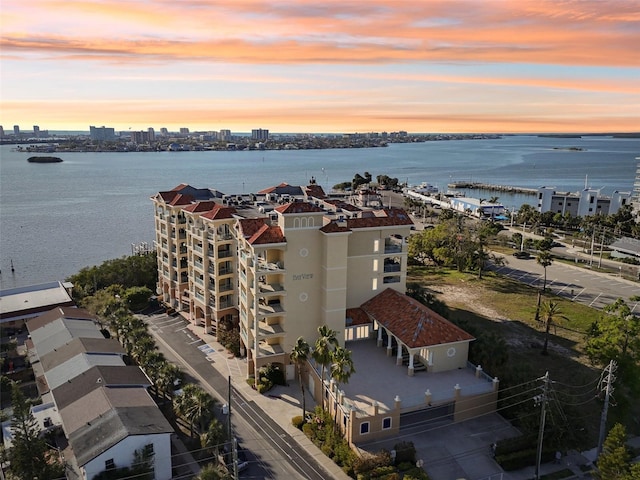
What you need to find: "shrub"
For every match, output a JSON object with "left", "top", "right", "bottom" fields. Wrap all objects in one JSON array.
[
  {"left": 353, "top": 450, "right": 393, "bottom": 476},
  {"left": 258, "top": 363, "right": 286, "bottom": 386},
  {"left": 292, "top": 415, "right": 305, "bottom": 429},
  {"left": 393, "top": 441, "right": 416, "bottom": 465}
]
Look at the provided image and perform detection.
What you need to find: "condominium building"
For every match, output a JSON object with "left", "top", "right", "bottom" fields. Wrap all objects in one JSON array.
[
  {"left": 152, "top": 182, "right": 498, "bottom": 443},
  {"left": 151, "top": 181, "right": 414, "bottom": 379},
  {"left": 536, "top": 186, "right": 631, "bottom": 217}
]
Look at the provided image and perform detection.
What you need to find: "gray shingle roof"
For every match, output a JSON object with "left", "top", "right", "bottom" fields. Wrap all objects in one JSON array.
[{"left": 69, "top": 406, "right": 173, "bottom": 467}]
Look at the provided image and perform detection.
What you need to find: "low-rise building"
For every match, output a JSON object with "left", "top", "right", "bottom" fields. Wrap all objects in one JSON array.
[
  {"left": 19, "top": 307, "right": 173, "bottom": 480},
  {"left": 536, "top": 186, "right": 631, "bottom": 217}
]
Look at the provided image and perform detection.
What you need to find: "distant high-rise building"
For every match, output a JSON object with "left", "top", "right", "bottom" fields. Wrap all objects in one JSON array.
[
  {"left": 179, "top": 127, "right": 190, "bottom": 135},
  {"left": 160, "top": 127, "right": 169, "bottom": 136},
  {"left": 219, "top": 129, "right": 231, "bottom": 141},
  {"left": 251, "top": 128, "right": 269, "bottom": 141},
  {"left": 0, "top": 126, "right": 4, "bottom": 137},
  {"left": 33, "top": 125, "right": 40, "bottom": 138},
  {"left": 148, "top": 127, "right": 155, "bottom": 142},
  {"left": 89, "top": 125, "right": 116, "bottom": 141},
  {"left": 13, "top": 125, "right": 20, "bottom": 136}
]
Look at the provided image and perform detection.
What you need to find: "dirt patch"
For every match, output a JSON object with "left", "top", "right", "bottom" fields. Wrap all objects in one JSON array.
[{"left": 434, "top": 285, "right": 571, "bottom": 356}]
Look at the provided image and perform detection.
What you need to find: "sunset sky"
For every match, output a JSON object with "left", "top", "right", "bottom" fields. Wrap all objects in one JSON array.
[{"left": 1, "top": 0, "right": 639, "bottom": 134}]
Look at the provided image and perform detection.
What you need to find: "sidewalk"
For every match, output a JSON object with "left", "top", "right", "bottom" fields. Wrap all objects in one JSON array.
[{"left": 185, "top": 323, "right": 352, "bottom": 480}]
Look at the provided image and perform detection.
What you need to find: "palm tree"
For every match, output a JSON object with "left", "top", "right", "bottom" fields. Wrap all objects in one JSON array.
[
  {"left": 539, "top": 301, "right": 567, "bottom": 355},
  {"left": 173, "top": 386, "right": 197, "bottom": 436},
  {"left": 290, "top": 337, "right": 311, "bottom": 419},
  {"left": 191, "top": 386, "right": 217, "bottom": 433},
  {"left": 312, "top": 325, "right": 338, "bottom": 411},
  {"left": 330, "top": 346, "right": 355, "bottom": 426},
  {"left": 195, "top": 462, "right": 232, "bottom": 480},
  {"left": 536, "top": 250, "right": 553, "bottom": 292},
  {"left": 154, "top": 362, "right": 183, "bottom": 399},
  {"left": 200, "top": 418, "right": 227, "bottom": 459}
]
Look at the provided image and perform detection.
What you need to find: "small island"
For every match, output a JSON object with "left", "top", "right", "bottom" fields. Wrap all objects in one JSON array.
[{"left": 27, "top": 156, "right": 63, "bottom": 163}]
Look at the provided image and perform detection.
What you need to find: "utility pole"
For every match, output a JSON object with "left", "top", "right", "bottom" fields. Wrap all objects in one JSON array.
[
  {"left": 597, "top": 360, "right": 617, "bottom": 458},
  {"left": 534, "top": 371, "right": 550, "bottom": 480},
  {"left": 597, "top": 227, "right": 606, "bottom": 269}
]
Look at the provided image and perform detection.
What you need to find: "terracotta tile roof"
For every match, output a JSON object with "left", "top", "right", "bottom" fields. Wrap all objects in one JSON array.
[
  {"left": 236, "top": 218, "right": 285, "bottom": 244},
  {"left": 347, "top": 208, "right": 413, "bottom": 229},
  {"left": 237, "top": 218, "right": 267, "bottom": 238},
  {"left": 171, "top": 183, "right": 189, "bottom": 191},
  {"left": 182, "top": 201, "right": 218, "bottom": 213},
  {"left": 319, "top": 221, "right": 350, "bottom": 234},
  {"left": 305, "top": 184, "right": 326, "bottom": 199},
  {"left": 200, "top": 204, "right": 237, "bottom": 219},
  {"left": 274, "top": 202, "right": 324, "bottom": 214},
  {"left": 248, "top": 224, "right": 286, "bottom": 245},
  {"left": 346, "top": 308, "right": 371, "bottom": 326},
  {"left": 361, "top": 288, "right": 474, "bottom": 349},
  {"left": 168, "top": 193, "right": 195, "bottom": 206}
]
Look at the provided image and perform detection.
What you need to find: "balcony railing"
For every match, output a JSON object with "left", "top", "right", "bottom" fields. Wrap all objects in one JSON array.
[
  {"left": 258, "top": 283, "right": 285, "bottom": 294},
  {"left": 219, "top": 283, "right": 234, "bottom": 292},
  {"left": 257, "top": 321, "right": 285, "bottom": 336},
  {"left": 195, "top": 277, "right": 204, "bottom": 286},
  {"left": 257, "top": 342, "right": 285, "bottom": 357},
  {"left": 194, "top": 292, "right": 204, "bottom": 302},
  {"left": 383, "top": 244, "right": 402, "bottom": 254},
  {"left": 194, "top": 244, "right": 203, "bottom": 254},
  {"left": 218, "top": 298, "right": 235, "bottom": 309},
  {"left": 257, "top": 301, "right": 284, "bottom": 316},
  {"left": 256, "top": 260, "right": 285, "bottom": 272},
  {"left": 218, "top": 249, "right": 233, "bottom": 258},
  {"left": 383, "top": 264, "right": 401, "bottom": 273},
  {"left": 219, "top": 266, "right": 233, "bottom": 275}
]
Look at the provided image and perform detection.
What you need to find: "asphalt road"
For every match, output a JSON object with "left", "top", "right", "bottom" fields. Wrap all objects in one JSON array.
[
  {"left": 492, "top": 253, "right": 640, "bottom": 314},
  {"left": 144, "top": 314, "right": 329, "bottom": 480}
]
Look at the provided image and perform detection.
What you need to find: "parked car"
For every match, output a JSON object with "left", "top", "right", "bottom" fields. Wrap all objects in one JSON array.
[{"left": 513, "top": 251, "right": 531, "bottom": 259}]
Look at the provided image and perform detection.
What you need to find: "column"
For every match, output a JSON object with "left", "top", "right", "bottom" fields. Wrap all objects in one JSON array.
[
  {"left": 386, "top": 331, "right": 393, "bottom": 357},
  {"left": 396, "top": 342, "right": 403, "bottom": 366},
  {"left": 377, "top": 326, "right": 383, "bottom": 347},
  {"left": 408, "top": 351, "right": 415, "bottom": 376}
]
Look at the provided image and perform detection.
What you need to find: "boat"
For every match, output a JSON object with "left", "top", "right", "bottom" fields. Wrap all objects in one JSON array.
[
  {"left": 27, "top": 156, "right": 63, "bottom": 163},
  {"left": 413, "top": 182, "right": 439, "bottom": 194}
]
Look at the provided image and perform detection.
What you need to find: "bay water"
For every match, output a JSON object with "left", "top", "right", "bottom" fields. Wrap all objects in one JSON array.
[{"left": 1, "top": 135, "right": 637, "bottom": 289}]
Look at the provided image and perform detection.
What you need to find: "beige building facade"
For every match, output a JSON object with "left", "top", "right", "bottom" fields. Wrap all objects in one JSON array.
[{"left": 152, "top": 181, "right": 495, "bottom": 444}]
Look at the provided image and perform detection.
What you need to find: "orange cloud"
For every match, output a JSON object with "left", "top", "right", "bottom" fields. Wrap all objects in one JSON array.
[{"left": 1, "top": 0, "right": 639, "bottom": 66}]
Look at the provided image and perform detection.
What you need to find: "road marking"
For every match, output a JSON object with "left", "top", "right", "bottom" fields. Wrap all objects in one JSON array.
[
  {"left": 589, "top": 293, "right": 603, "bottom": 307},
  {"left": 188, "top": 338, "right": 203, "bottom": 345},
  {"left": 572, "top": 288, "right": 586, "bottom": 301}
]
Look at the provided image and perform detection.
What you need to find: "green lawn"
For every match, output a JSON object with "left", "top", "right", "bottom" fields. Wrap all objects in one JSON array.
[{"left": 407, "top": 265, "right": 638, "bottom": 446}]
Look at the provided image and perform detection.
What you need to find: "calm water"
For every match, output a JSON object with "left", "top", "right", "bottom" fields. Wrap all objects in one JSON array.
[{"left": 1, "top": 135, "right": 637, "bottom": 289}]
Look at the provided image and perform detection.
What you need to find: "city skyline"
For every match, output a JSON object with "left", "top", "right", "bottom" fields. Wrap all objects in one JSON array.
[{"left": 1, "top": 1, "right": 639, "bottom": 134}]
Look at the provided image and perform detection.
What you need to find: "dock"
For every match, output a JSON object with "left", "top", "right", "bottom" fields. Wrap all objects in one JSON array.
[{"left": 447, "top": 181, "right": 537, "bottom": 195}]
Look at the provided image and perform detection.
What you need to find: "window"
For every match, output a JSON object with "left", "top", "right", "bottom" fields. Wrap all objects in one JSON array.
[
  {"left": 105, "top": 459, "right": 115, "bottom": 470},
  {"left": 360, "top": 422, "right": 370, "bottom": 435},
  {"left": 589, "top": 196, "right": 594, "bottom": 204},
  {"left": 382, "top": 417, "right": 392, "bottom": 430}
]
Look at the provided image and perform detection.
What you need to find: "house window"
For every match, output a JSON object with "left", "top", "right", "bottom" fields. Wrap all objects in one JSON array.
[
  {"left": 343, "top": 415, "right": 348, "bottom": 427},
  {"left": 567, "top": 203, "right": 572, "bottom": 206},
  {"left": 105, "top": 459, "right": 115, "bottom": 470},
  {"left": 360, "top": 422, "right": 370, "bottom": 435},
  {"left": 382, "top": 417, "right": 392, "bottom": 430}
]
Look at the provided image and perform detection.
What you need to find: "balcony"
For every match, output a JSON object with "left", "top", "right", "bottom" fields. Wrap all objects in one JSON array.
[
  {"left": 195, "top": 277, "right": 204, "bottom": 286},
  {"left": 257, "top": 300, "right": 284, "bottom": 316},
  {"left": 218, "top": 249, "right": 233, "bottom": 258},
  {"left": 257, "top": 282, "right": 285, "bottom": 295},
  {"left": 217, "top": 232, "right": 233, "bottom": 241},
  {"left": 194, "top": 244, "right": 203, "bottom": 254},
  {"left": 383, "top": 276, "right": 401, "bottom": 284},
  {"left": 257, "top": 320, "right": 285, "bottom": 337},
  {"left": 194, "top": 260, "right": 204, "bottom": 271},
  {"left": 218, "top": 266, "right": 233, "bottom": 276},
  {"left": 257, "top": 341, "right": 285, "bottom": 358},
  {"left": 256, "top": 259, "right": 285, "bottom": 272},
  {"left": 383, "top": 263, "right": 401, "bottom": 273},
  {"left": 194, "top": 291, "right": 204, "bottom": 302},
  {"left": 384, "top": 243, "right": 403, "bottom": 254},
  {"left": 207, "top": 249, "right": 215, "bottom": 258},
  {"left": 218, "top": 298, "right": 235, "bottom": 309},
  {"left": 219, "top": 283, "right": 234, "bottom": 293}
]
